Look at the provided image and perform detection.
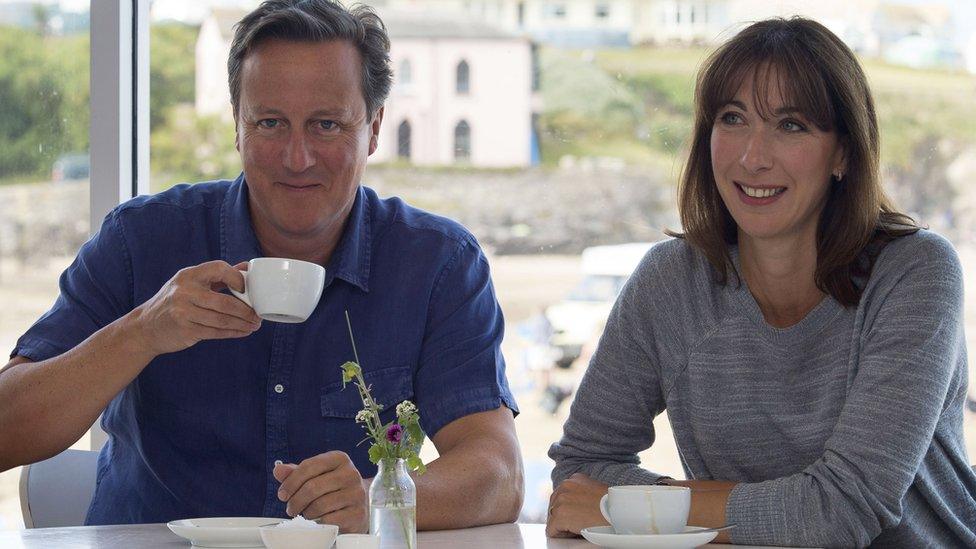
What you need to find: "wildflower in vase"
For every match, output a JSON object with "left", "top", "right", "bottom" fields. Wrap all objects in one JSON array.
[{"left": 386, "top": 424, "right": 404, "bottom": 444}]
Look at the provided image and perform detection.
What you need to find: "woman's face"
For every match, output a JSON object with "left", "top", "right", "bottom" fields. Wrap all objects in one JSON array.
[{"left": 710, "top": 69, "right": 846, "bottom": 246}]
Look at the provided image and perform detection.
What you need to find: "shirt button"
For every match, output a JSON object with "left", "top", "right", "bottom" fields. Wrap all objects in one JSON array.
[
  {"left": 274, "top": 384, "right": 285, "bottom": 394},
  {"left": 274, "top": 460, "right": 283, "bottom": 466}
]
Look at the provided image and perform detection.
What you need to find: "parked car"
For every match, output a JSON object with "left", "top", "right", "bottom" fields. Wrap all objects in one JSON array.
[
  {"left": 545, "top": 242, "right": 656, "bottom": 368},
  {"left": 51, "top": 153, "right": 90, "bottom": 182}
]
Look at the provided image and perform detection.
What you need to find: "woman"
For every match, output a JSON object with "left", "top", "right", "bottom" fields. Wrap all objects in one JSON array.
[{"left": 546, "top": 17, "right": 976, "bottom": 548}]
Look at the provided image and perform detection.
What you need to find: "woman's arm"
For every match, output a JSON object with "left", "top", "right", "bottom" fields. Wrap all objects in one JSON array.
[{"left": 547, "top": 252, "right": 676, "bottom": 536}]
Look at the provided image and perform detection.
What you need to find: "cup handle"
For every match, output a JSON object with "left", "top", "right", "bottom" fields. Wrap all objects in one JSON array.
[
  {"left": 599, "top": 493, "right": 611, "bottom": 524},
  {"left": 229, "top": 269, "right": 251, "bottom": 307}
]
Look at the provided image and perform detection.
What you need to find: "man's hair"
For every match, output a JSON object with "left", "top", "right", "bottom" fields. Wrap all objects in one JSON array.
[
  {"left": 228, "top": 0, "right": 393, "bottom": 119},
  {"left": 668, "top": 17, "right": 919, "bottom": 306}
]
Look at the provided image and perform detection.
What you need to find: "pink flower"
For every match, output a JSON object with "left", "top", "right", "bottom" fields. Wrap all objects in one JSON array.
[{"left": 386, "top": 424, "right": 404, "bottom": 444}]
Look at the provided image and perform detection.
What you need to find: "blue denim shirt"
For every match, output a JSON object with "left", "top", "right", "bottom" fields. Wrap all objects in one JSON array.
[{"left": 13, "top": 176, "right": 518, "bottom": 524}]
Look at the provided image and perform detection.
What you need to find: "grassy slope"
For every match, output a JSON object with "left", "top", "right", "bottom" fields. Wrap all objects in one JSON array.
[{"left": 538, "top": 46, "right": 976, "bottom": 173}]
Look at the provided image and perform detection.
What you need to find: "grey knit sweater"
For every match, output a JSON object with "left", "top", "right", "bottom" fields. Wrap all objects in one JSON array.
[{"left": 549, "top": 231, "right": 976, "bottom": 547}]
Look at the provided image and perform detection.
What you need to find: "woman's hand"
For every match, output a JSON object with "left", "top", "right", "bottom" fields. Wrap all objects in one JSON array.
[{"left": 546, "top": 473, "right": 609, "bottom": 537}]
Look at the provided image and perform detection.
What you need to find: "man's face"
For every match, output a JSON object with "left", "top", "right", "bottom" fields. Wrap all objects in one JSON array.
[{"left": 236, "top": 39, "right": 382, "bottom": 242}]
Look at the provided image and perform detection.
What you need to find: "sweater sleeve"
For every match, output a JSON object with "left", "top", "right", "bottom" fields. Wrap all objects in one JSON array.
[
  {"left": 548, "top": 249, "right": 674, "bottom": 487},
  {"left": 727, "top": 234, "right": 966, "bottom": 548}
]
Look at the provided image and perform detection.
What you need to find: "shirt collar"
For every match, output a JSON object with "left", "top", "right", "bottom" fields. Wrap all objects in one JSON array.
[
  {"left": 219, "top": 175, "right": 371, "bottom": 293},
  {"left": 327, "top": 186, "right": 371, "bottom": 293}
]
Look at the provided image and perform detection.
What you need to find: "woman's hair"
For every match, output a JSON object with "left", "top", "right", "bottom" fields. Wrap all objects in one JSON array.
[{"left": 668, "top": 17, "right": 919, "bottom": 306}]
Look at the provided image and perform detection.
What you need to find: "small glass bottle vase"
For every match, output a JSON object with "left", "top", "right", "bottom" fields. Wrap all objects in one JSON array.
[{"left": 369, "top": 458, "right": 417, "bottom": 549}]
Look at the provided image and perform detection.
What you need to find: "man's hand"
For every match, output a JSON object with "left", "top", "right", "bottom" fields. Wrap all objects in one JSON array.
[
  {"left": 129, "top": 260, "right": 261, "bottom": 356},
  {"left": 546, "top": 473, "right": 609, "bottom": 538},
  {"left": 274, "top": 451, "right": 368, "bottom": 533}
]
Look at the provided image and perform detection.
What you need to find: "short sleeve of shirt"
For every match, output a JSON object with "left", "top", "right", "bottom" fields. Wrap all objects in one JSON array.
[
  {"left": 413, "top": 236, "right": 518, "bottom": 438},
  {"left": 12, "top": 209, "right": 133, "bottom": 361}
]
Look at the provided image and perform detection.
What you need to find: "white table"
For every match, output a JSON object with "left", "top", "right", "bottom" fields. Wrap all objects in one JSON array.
[{"left": 0, "top": 522, "right": 784, "bottom": 548}]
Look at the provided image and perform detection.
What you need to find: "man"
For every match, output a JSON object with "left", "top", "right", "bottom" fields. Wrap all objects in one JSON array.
[{"left": 0, "top": 0, "right": 522, "bottom": 531}]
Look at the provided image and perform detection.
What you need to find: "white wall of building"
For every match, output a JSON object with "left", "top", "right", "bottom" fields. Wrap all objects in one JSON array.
[
  {"left": 195, "top": 8, "right": 534, "bottom": 167},
  {"left": 374, "top": 37, "right": 533, "bottom": 167},
  {"left": 195, "top": 16, "right": 233, "bottom": 120}
]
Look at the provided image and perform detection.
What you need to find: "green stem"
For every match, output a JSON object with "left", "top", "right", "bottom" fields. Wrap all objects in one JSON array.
[{"left": 382, "top": 460, "right": 414, "bottom": 549}]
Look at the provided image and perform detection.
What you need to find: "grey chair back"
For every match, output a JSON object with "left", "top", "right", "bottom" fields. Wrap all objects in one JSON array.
[{"left": 19, "top": 449, "right": 99, "bottom": 528}]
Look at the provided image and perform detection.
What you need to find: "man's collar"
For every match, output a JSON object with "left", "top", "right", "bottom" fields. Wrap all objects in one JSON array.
[
  {"left": 219, "top": 175, "right": 371, "bottom": 292},
  {"left": 326, "top": 186, "right": 371, "bottom": 293}
]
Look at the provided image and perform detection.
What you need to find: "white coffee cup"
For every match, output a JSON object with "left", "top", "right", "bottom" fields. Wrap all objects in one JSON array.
[
  {"left": 335, "top": 533, "right": 380, "bottom": 549},
  {"left": 599, "top": 485, "right": 691, "bottom": 535},
  {"left": 229, "top": 257, "right": 326, "bottom": 323}
]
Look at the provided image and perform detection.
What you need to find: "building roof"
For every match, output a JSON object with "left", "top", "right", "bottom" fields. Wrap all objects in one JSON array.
[
  {"left": 382, "top": 11, "right": 521, "bottom": 41},
  {"left": 201, "top": 7, "right": 521, "bottom": 43}
]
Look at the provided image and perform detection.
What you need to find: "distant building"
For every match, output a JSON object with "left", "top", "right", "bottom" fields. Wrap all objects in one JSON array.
[
  {"left": 195, "top": 8, "right": 239, "bottom": 121},
  {"left": 381, "top": 0, "right": 883, "bottom": 51},
  {"left": 195, "top": 7, "right": 537, "bottom": 168},
  {"left": 378, "top": 12, "right": 536, "bottom": 167},
  {"left": 873, "top": 3, "right": 960, "bottom": 70},
  {"left": 632, "top": 0, "right": 880, "bottom": 51}
]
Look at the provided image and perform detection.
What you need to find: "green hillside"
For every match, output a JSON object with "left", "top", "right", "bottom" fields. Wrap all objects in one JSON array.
[{"left": 538, "top": 46, "right": 976, "bottom": 176}]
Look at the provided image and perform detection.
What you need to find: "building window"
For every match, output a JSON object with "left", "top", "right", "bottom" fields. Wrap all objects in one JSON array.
[
  {"left": 397, "top": 120, "right": 411, "bottom": 160},
  {"left": 690, "top": 5, "right": 696, "bottom": 24},
  {"left": 454, "top": 120, "right": 471, "bottom": 161},
  {"left": 544, "top": 3, "right": 566, "bottom": 19},
  {"left": 456, "top": 60, "right": 470, "bottom": 94},
  {"left": 398, "top": 59, "right": 412, "bottom": 87},
  {"left": 595, "top": 3, "right": 610, "bottom": 19}
]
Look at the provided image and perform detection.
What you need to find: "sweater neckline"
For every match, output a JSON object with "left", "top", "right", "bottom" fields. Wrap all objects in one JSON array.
[{"left": 726, "top": 247, "right": 845, "bottom": 346}]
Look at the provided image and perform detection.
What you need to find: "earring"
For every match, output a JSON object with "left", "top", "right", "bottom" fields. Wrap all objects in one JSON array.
[{"left": 832, "top": 171, "right": 844, "bottom": 181}]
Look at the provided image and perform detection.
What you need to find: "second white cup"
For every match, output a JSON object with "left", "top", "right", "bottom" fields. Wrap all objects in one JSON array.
[
  {"left": 229, "top": 257, "right": 325, "bottom": 323},
  {"left": 599, "top": 484, "right": 691, "bottom": 535}
]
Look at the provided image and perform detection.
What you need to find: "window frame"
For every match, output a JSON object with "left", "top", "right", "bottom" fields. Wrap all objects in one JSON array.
[{"left": 87, "top": 0, "right": 150, "bottom": 449}]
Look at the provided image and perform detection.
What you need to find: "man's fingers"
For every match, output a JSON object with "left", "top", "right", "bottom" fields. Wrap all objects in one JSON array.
[
  {"left": 284, "top": 466, "right": 360, "bottom": 517},
  {"left": 293, "top": 486, "right": 360, "bottom": 521},
  {"left": 186, "top": 260, "right": 248, "bottom": 293},
  {"left": 278, "top": 452, "right": 349, "bottom": 500},
  {"left": 273, "top": 463, "right": 298, "bottom": 483},
  {"left": 192, "top": 291, "right": 261, "bottom": 325},
  {"left": 187, "top": 322, "right": 255, "bottom": 341},
  {"left": 186, "top": 303, "right": 261, "bottom": 333}
]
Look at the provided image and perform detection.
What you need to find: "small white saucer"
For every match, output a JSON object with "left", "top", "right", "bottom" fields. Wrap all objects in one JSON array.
[
  {"left": 580, "top": 525, "right": 719, "bottom": 548},
  {"left": 167, "top": 517, "right": 285, "bottom": 547}
]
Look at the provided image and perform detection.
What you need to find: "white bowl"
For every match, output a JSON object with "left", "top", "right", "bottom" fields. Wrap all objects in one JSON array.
[{"left": 259, "top": 523, "right": 339, "bottom": 549}]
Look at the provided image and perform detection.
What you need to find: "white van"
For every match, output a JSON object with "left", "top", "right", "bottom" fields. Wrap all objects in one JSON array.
[{"left": 544, "top": 242, "right": 656, "bottom": 367}]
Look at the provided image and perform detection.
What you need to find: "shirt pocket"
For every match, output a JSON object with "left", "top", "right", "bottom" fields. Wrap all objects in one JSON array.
[{"left": 320, "top": 365, "right": 414, "bottom": 418}]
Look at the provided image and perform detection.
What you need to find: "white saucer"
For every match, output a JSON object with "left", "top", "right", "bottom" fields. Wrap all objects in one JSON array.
[
  {"left": 167, "top": 517, "right": 286, "bottom": 547},
  {"left": 580, "top": 525, "right": 719, "bottom": 548}
]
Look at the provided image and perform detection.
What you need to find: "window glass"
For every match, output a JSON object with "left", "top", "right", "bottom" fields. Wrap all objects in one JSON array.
[
  {"left": 0, "top": 0, "right": 91, "bottom": 529},
  {"left": 398, "top": 58, "right": 412, "bottom": 86},
  {"left": 455, "top": 59, "right": 470, "bottom": 94},
  {"left": 143, "top": 0, "right": 976, "bottom": 529},
  {"left": 453, "top": 120, "right": 471, "bottom": 161},
  {"left": 543, "top": 3, "right": 566, "bottom": 19},
  {"left": 397, "top": 120, "right": 411, "bottom": 160}
]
